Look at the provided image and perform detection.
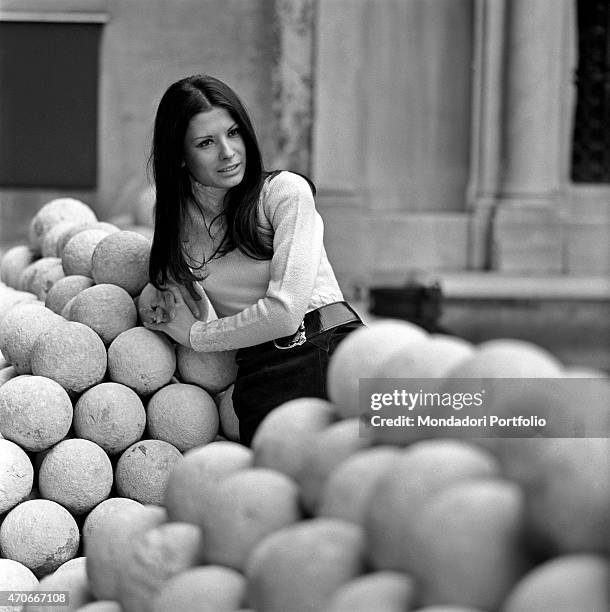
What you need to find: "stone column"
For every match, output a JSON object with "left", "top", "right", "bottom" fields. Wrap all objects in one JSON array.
[
  {"left": 268, "top": 0, "right": 315, "bottom": 175},
  {"left": 470, "top": 0, "right": 575, "bottom": 272},
  {"left": 491, "top": 0, "right": 574, "bottom": 272},
  {"left": 467, "top": 0, "right": 507, "bottom": 269}
]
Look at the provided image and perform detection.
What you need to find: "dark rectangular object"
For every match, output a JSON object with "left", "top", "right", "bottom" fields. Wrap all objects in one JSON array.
[
  {"left": 369, "top": 282, "right": 445, "bottom": 333},
  {"left": 0, "top": 21, "right": 101, "bottom": 188}
]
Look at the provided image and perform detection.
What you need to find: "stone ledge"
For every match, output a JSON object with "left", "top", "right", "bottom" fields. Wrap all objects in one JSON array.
[
  {"left": 365, "top": 272, "right": 610, "bottom": 302},
  {"left": 0, "top": 0, "right": 108, "bottom": 22},
  {"left": 438, "top": 273, "right": 610, "bottom": 302}
]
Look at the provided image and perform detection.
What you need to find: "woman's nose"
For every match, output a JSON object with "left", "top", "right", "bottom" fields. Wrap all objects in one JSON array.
[{"left": 219, "top": 139, "right": 235, "bottom": 159}]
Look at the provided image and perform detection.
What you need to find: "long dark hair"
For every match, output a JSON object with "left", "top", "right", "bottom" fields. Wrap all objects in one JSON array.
[{"left": 148, "top": 74, "right": 273, "bottom": 289}]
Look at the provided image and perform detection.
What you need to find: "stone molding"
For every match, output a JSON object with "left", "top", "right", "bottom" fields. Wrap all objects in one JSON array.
[
  {"left": 469, "top": 0, "right": 578, "bottom": 272},
  {"left": 269, "top": 0, "right": 315, "bottom": 174},
  {"left": 0, "top": 0, "right": 108, "bottom": 22}
]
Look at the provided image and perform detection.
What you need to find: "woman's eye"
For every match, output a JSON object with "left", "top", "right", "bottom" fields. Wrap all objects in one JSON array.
[
  {"left": 197, "top": 139, "right": 213, "bottom": 148},
  {"left": 228, "top": 127, "right": 240, "bottom": 137}
]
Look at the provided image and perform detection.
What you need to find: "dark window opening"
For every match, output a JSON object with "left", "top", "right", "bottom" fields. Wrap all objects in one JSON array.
[
  {"left": 0, "top": 21, "right": 101, "bottom": 188},
  {"left": 571, "top": 0, "right": 610, "bottom": 183}
]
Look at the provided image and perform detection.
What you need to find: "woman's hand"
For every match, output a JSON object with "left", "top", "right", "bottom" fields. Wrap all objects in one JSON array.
[
  {"left": 176, "top": 281, "right": 212, "bottom": 321},
  {"left": 142, "top": 283, "right": 197, "bottom": 346}
]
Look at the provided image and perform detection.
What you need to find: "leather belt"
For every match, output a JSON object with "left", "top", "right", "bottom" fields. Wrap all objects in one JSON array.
[{"left": 273, "top": 301, "right": 362, "bottom": 350}]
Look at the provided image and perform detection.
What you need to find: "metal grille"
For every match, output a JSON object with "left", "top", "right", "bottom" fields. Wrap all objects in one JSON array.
[{"left": 571, "top": 0, "right": 610, "bottom": 183}]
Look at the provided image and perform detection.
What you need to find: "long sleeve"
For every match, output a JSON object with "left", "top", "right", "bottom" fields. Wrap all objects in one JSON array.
[{"left": 188, "top": 172, "right": 325, "bottom": 352}]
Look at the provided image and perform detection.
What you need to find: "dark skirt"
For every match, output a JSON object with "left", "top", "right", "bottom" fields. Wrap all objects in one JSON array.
[{"left": 231, "top": 319, "right": 364, "bottom": 446}]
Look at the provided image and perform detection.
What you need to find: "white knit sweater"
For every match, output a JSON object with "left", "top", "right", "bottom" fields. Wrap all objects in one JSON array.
[{"left": 188, "top": 171, "right": 343, "bottom": 352}]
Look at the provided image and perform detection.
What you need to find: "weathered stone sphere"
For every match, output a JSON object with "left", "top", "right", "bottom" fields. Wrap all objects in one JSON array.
[
  {"left": 56, "top": 221, "right": 119, "bottom": 260},
  {"left": 29, "top": 198, "right": 97, "bottom": 255},
  {"left": 0, "top": 558, "right": 39, "bottom": 591},
  {"left": 38, "top": 438, "right": 114, "bottom": 514},
  {"left": 147, "top": 383, "right": 219, "bottom": 451},
  {"left": 91, "top": 231, "right": 151, "bottom": 296},
  {"left": 176, "top": 345, "right": 237, "bottom": 394},
  {"left": 82, "top": 497, "right": 144, "bottom": 540},
  {"left": 21, "top": 258, "right": 65, "bottom": 301},
  {"left": 31, "top": 321, "right": 107, "bottom": 395},
  {"left": 107, "top": 327, "right": 175, "bottom": 396},
  {"left": 0, "top": 439, "right": 34, "bottom": 514},
  {"left": 61, "top": 228, "right": 113, "bottom": 277},
  {"left": 68, "top": 284, "right": 137, "bottom": 345},
  {"left": 0, "top": 245, "right": 36, "bottom": 289},
  {"left": 0, "top": 499, "right": 80, "bottom": 577},
  {"left": 0, "top": 302, "right": 63, "bottom": 374},
  {"left": 115, "top": 439, "right": 182, "bottom": 505},
  {"left": 0, "top": 375, "right": 72, "bottom": 451},
  {"left": 74, "top": 382, "right": 146, "bottom": 454},
  {"left": 45, "top": 274, "right": 94, "bottom": 315}
]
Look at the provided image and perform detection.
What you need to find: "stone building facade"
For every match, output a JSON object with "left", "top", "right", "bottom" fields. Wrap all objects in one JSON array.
[{"left": 1, "top": 0, "right": 608, "bottom": 366}]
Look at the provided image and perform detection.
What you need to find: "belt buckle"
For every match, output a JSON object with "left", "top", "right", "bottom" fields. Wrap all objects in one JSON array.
[{"left": 273, "top": 321, "right": 307, "bottom": 350}]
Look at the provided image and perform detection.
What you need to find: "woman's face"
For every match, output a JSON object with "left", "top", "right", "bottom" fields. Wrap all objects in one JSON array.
[{"left": 183, "top": 107, "right": 246, "bottom": 191}]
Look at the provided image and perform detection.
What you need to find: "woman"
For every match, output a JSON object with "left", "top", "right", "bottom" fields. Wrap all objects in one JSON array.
[{"left": 143, "top": 74, "right": 363, "bottom": 446}]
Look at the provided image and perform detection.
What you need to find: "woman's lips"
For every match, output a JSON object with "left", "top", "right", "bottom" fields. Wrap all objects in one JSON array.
[{"left": 218, "top": 163, "right": 240, "bottom": 173}]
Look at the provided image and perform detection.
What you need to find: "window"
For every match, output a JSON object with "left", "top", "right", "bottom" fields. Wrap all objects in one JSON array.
[
  {"left": 571, "top": 0, "right": 610, "bottom": 183},
  {"left": 0, "top": 21, "right": 102, "bottom": 188}
]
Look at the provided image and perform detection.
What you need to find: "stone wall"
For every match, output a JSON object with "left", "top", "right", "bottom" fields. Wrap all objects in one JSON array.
[
  {"left": 0, "top": 0, "right": 314, "bottom": 243},
  {"left": 99, "top": 0, "right": 278, "bottom": 217},
  {"left": 1, "top": 0, "right": 608, "bottom": 286},
  {"left": 313, "top": 0, "right": 476, "bottom": 294}
]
